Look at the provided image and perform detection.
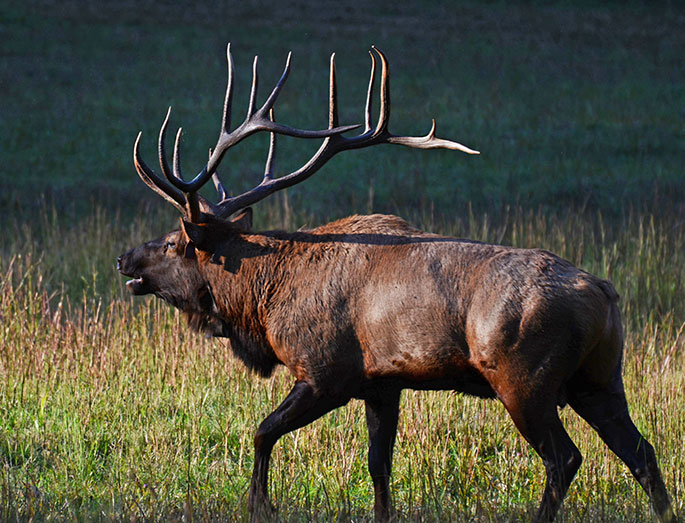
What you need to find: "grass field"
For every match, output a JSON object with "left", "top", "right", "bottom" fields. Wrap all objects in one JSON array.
[{"left": 1, "top": 1, "right": 684, "bottom": 521}]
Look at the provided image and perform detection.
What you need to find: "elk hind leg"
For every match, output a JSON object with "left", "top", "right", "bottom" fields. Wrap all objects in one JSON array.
[
  {"left": 499, "top": 390, "right": 582, "bottom": 522},
  {"left": 365, "top": 390, "right": 401, "bottom": 522},
  {"left": 568, "top": 373, "right": 676, "bottom": 522}
]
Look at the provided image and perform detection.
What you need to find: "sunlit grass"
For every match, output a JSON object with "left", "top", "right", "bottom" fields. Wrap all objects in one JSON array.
[{"left": 1, "top": 202, "right": 682, "bottom": 521}]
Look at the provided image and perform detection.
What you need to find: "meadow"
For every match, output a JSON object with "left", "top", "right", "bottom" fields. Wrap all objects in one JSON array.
[{"left": 1, "top": 1, "right": 683, "bottom": 521}]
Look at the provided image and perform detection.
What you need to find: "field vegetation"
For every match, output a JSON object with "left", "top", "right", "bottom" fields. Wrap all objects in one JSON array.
[{"left": 1, "top": 1, "right": 683, "bottom": 520}]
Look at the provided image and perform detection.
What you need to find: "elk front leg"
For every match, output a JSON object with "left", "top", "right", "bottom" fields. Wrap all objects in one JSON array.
[
  {"left": 365, "top": 390, "right": 401, "bottom": 522},
  {"left": 249, "top": 381, "right": 348, "bottom": 518}
]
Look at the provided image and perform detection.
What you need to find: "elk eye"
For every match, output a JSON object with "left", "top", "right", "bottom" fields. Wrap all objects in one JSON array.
[{"left": 165, "top": 240, "right": 176, "bottom": 251}]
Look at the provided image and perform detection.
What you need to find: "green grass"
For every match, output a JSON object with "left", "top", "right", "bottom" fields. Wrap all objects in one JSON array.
[
  {"left": 1, "top": 1, "right": 684, "bottom": 521},
  {"left": 1, "top": 203, "right": 683, "bottom": 521}
]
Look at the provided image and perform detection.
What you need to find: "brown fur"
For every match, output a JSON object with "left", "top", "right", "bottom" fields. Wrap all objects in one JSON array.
[{"left": 117, "top": 211, "right": 675, "bottom": 522}]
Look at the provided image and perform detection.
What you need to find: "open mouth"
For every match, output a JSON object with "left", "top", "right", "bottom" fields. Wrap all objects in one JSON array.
[
  {"left": 124, "top": 276, "right": 150, "bottom": 295},
  {"left": 126, "top": 276, "right": 143, "bottom": 287},
  {"left": 118, "top": 255, "right": 152, "bottom": 296}
]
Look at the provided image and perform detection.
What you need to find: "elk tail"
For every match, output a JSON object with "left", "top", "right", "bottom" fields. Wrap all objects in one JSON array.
[{"left": 598, "top": 280, "right": 620, "bottom": 303}]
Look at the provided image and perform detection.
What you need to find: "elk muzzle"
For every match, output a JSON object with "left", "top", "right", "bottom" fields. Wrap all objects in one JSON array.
[{"left": 117, "top": 248, "right": 153, "bottom": 296}]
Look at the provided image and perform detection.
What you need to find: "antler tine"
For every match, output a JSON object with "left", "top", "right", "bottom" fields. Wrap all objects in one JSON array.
[
  {"left": 386, "top": 119, "right": 480, "bottom": 153},
  {"left": 133, "top": 132, "right": 187, "bottom": 214},
  {"left": 364, "top": 51, "right": 376, "bottom": 133},
  {"left": 171, "top": 127, "right": 202, "bottom": 220},
  {"left": 329, "top": 53, "right": 339, "bottom": 129},
  {"left": 209, "top": 148, "right": 229, "bottom": 201},
  {"left": 172, "top": 127, "right": 184, "bottom": 180},
  {"left": 221, "top": 43, "right": 234, "bottom": 134},
  {"left": 247, "top": 56, "right": 259, "bottom": 118},
  {"left": 264, "top": 108, "right": 277, "bottom": 180},
  {"left": 372, "top": 46, "right": 390, "bottom": 136},
  {"left": 258, "top": 52, "right": 291, "bottom": 118},
  {"left": 212, "top": 173, "right": 228, "bottom": 201},
  {"left": 158, "top": 107, "right": 173, "bottom": 180}
]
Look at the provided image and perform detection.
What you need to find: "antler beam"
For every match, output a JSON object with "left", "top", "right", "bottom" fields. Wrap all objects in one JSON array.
[
  {"left": 210, "top": 47, "right": 479, "bottom": 218},
  {"left": 133, "top": 45, "right": 479, "bottom": 222}
]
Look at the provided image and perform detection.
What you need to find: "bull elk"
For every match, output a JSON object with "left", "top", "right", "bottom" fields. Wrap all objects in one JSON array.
[{"left": 117, "top": 45, "right": 676, "bottom": 522}]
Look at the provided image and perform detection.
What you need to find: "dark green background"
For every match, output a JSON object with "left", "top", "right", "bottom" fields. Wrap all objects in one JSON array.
[{"left": 2, "top": 1, "right": 683, "bottom": 224}]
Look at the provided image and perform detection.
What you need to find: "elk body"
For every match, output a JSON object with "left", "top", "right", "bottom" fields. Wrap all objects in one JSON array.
[{"left": 117, "top": 46, "right": 676, "bottom": 522}]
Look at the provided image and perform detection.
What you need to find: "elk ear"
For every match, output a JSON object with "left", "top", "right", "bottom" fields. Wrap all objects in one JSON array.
[
  {"left": 231, "top": 207, "right": 253, "bottom": 231},
  {"left": 180, "top": 219, "right": 210, "bottom": 251}
]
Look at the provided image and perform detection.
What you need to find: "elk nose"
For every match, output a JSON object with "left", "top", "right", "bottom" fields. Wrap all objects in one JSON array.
[{"left": 116, "top": 256, "right": 122, "bottom": 271}]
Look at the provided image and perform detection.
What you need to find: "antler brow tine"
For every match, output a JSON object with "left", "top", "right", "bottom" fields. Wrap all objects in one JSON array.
[{"left": 133, "top": 131, "right": 187, "bottom": 214}]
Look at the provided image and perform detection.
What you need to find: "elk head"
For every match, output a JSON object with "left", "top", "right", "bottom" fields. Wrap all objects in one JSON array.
[{"left": 117, "top": 209, "right": 253, "bottom": 302}]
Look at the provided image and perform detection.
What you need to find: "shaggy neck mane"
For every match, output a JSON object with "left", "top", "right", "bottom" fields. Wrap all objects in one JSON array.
[{"left": 187, "top": 230, "right": 289, "bottom": 377}]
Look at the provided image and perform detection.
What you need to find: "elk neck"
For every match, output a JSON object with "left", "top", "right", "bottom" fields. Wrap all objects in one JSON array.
[{"left": 189, "top": 229, "right": 298, "bottom": 377}]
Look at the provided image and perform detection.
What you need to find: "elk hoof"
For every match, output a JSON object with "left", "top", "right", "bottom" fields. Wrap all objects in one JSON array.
[{"left": 248, "top": 492, "right": 276, "bottom": 520}]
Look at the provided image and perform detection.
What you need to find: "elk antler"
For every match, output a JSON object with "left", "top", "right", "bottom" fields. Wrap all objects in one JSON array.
[{"left": 133, "top": 45, "right": 479, "bottom": 222}]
